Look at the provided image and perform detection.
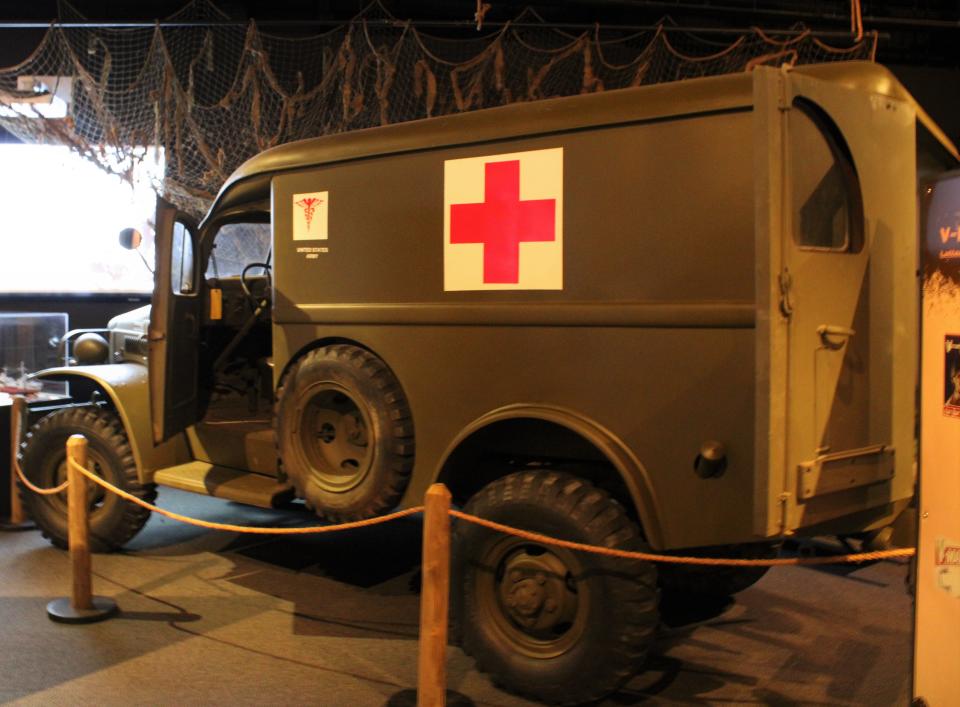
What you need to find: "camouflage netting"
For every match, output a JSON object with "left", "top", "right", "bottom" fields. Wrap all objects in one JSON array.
[{"left": 0, "top": 0, "right": 877, "bottom": 217}]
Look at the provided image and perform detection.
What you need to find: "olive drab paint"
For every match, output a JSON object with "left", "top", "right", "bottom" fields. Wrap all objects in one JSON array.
[
  {"left": 77, "top": 62, "right": 959, "bottom": 552},
  {"left": 135, "top": 62, "right": 956, "bottom": 549}
]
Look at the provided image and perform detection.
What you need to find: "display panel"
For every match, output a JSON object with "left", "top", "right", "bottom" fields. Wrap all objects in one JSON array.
[{"left": 0, "top": 312, "right": 68, "bottom": 398}]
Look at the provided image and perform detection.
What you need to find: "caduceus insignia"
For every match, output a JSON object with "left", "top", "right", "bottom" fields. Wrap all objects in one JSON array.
[{"left": 296, "top": 197, "right": 324, "bottom": 231}]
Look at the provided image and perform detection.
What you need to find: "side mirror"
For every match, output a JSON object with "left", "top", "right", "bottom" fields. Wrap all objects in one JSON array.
[{"left": 119, "top": 227, "right": 142, "bottom": 250}]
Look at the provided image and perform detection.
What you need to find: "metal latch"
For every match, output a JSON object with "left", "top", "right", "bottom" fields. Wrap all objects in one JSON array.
[{"left": 817, "top": 324, "right": 855, "bottom": 350}]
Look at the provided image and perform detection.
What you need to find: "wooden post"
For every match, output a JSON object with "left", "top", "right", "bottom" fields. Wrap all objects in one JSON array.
[
  {"left": 8, "top": 396, "right": 27, "bottom": 525},
  {"left": 46, "top": 434, "right": 117, "bottom": 623},
  {"left": 417, "top": 484, "right": 452, "bottom": 707},
  {"left": 67, "top": 434, "right": 93, "bottom": 610}
]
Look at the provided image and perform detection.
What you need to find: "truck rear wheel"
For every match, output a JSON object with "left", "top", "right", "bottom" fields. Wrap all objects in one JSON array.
[
  {"left": 453, "top": 470, "right": 658, "bottom": 705},
  {"left": 17, "top": 407, "right": 155, "bottom": 552},
  {"left": 276, "top": 345, "right": 414, "bottom": 521}
]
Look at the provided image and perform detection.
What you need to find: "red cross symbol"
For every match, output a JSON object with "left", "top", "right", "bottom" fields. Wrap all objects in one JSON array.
[{"left": 449, "top": 160, "right": 557, "bottom": 284}]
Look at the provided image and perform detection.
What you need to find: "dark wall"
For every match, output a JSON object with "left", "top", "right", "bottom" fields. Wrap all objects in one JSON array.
[
  {"left": 0, "top": 26, "right": 44, "bottom": 142},
  {"left": 891, "top": 65, "right": 960, "bottom": 150}
]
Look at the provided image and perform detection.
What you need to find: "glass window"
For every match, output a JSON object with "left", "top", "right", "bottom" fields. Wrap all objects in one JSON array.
[
  {"left": 206, "top": 222, "right": 271, "bottom": 279},
  {"left": 171, "top": 221, "right": 195, "bottom": 295},
  {"left": 0, "top": 144, "right": 160, "bottom": 293},
  {"left": 788, "top": 98, "right": 864, "bottom": 252}
]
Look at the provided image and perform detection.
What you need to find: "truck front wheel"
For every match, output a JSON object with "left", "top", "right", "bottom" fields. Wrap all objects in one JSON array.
[
  {"left": 276, "top": 345, "right": 414, "bottom": 521},
  {"left": 17, "top": 407, "right": 155, "bottom": 552},
  {"left": 453, "top": 470, "right": 659, "bottom": 705}
]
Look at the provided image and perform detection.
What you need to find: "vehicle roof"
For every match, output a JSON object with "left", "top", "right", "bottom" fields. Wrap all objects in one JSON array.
[{"left": 205, "top": 60, "right": 958, "bottom": 219}]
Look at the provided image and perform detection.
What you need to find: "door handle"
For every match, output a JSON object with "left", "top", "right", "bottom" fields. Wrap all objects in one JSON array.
[{"left": 817, "top": 324, "right": 855, "bottom": 350}]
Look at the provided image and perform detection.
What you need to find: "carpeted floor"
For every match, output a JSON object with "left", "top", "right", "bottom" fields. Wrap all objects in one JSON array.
[{"left": 0, "top": 489, "right": 912, "bottom": 706}]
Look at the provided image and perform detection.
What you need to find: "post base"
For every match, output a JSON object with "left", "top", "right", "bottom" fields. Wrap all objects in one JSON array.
[
  {"left": 47, "top": 596, "right": 118, "bottom": 624},
  {"left": 0, "top": 519, "right": 36, "bottom": 531}
]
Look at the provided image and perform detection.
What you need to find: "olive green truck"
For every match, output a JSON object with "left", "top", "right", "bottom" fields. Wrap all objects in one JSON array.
[{"left": 19, "top": 62, "right": 954, "bottom": 704}]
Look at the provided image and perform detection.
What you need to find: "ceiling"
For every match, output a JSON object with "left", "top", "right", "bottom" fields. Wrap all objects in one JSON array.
[{"left": 0, "top": 1, "right": 957, "bottom": 68}]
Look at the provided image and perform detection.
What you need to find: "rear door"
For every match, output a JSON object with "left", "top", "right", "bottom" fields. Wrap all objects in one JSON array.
[
  {"left": 754, "top": 67, "right": 917, "bottom": 535},
  {"left": 148, "top": 197, "right": 202, "bottom": 443}
]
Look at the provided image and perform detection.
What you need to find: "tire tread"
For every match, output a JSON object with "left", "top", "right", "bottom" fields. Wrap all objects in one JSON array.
[
  {"left": 17, "top": 407, "right": 155, "bottom": 552},
  {"left": 276, "top": 344, "right": 414, "bottom": 522},
  {"left": 456, "top": 470, "right": 658, "bottom": 705}
]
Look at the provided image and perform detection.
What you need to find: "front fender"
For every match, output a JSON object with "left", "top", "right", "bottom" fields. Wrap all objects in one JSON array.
[{"left": 34, "top": 364, "right": 190, "bottom": 483}]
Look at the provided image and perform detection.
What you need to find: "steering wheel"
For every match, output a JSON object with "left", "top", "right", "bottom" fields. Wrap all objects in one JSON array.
[
  {"left": 213, "top": 261, "right": 272, "bottom": 372},
  {"left": 240, "top": 262, "right": 272, "bottom": 307}
]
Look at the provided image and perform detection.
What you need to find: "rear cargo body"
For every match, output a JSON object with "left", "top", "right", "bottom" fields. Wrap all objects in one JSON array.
[{"left": 248, "top": 62, "right": 916, "bottom": 550}]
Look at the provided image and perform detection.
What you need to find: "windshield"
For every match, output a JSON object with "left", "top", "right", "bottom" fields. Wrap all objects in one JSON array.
[{"left": 206, "top": 222, "right": 271, "bottom": 278}]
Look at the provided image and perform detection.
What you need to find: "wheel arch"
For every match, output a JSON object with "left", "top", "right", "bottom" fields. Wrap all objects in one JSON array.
[
  {"left": 33, "top": 365, "right": 190, "bottom": 483},
  {"left": 435, "top": 405, "right": 665, "bottom": 549},
  {"left": 275, "top": 336, "right": 385, "bottom": 390}
]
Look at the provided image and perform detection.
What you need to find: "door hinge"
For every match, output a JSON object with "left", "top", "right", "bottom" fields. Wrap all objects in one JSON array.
[
  {"left": 777, "top": 67, "right": 791, "bottom": 111},
  {"left": 778, "top": 268, "right": 794, "bottom": 318},
  {"left": 778, "top": 492, "right": 792, "bottom": 535}
]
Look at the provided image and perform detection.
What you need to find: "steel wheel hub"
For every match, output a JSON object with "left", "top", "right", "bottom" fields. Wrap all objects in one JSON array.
[
  {"left": 299, "top": 385, "right": 372, "bottom": 492},
  {"left": 51, "top": 451, "right": 109, "bottom": 513},
  {"left": 475, "top": 536, "right": 589, "bottom": 659},
  {"left": 498, "top": 549, "right": 577, "bottom": 636}
]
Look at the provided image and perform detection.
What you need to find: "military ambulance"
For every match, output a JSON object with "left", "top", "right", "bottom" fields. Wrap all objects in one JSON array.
[{"left": 19, "top": 62, "right": 956, "bottom": 704}]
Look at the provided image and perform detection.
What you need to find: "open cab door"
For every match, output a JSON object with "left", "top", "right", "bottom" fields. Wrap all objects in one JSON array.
[
  {"left": 149, "top": 197, "right": 202, "bottom": 443},
  {"left": 754, "top": 65, "right": 918, "bottom": 537}
]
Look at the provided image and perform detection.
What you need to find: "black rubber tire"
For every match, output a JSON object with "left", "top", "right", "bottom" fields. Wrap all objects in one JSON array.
[
  {"left": 657, "top": 543, "right": 776, "bottom": 598},
  {"left": 17, "top": 407, "right": 156, "bottom": 552},
  {"left": 453, "top": 470, "right": 659, "bottom": 705},
  {"left": 276, "top": 344, "right": 414, "bottom": 521}
]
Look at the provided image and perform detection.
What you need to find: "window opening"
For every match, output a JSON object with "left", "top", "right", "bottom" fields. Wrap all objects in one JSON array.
[
  {"left": 788, "top": 97, "right": 864, "bottom": 253},
  {"left": 206, "top": 222, "right": 271, "bottom": 280},
  {"left": 171, "top": 221, "right": 195, "bottom": 295}
]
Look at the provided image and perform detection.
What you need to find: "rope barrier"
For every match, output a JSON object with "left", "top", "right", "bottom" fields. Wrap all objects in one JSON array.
[
  {"left": 8, "top": 396, "right": 67, "bottom": 496},
  {"left": 33, "top": 431, "right": 916, "bottom": 702},
  {"left": 66, "top": 458, "right": 423, "bottom": 535},
  {"left": 24, "top": 433, "right": 923, "bottom": 703},
  {"left": 47, "top": 458, "right": 913, "bottom": 566},
  {"left": 13, "top": 457, "right": 69, "bottom": 496},
  {"left": 10, "top": 396, "right": 911, "bottom": 571},
  {"left": 449, "top": 510, "right": 916, "bottom": 567}
]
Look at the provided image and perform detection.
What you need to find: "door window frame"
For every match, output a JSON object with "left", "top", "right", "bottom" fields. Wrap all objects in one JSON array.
[
  {"left": 788, "top": 97, "right": 865, "bottom": 255},
  {"left": 170, "top": 219, "right": 198, "bottom": 296}
]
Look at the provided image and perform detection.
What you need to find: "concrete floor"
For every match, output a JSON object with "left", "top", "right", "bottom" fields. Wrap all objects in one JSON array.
[{"left": 0, "top": 490, "right": 913, "bottom": 706}]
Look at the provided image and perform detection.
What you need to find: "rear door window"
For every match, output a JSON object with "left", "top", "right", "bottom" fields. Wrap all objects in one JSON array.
[{"left": 788, "top": 98, "right": 864, "bottom": 253}]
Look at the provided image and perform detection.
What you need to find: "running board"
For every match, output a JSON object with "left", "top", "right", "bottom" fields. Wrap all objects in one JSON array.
[{"left": 153, "top": 462, "right": 295, "bottom": 509}]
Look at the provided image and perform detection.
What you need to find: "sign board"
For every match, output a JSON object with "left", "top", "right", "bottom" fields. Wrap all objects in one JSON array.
[{"left": 915, "top": 173, "right": 960, "bottom": 703}]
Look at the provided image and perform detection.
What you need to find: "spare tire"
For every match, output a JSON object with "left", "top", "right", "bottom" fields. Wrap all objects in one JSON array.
[{"left": 276, "top": 344, "right": 414, "bottom": 521}]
